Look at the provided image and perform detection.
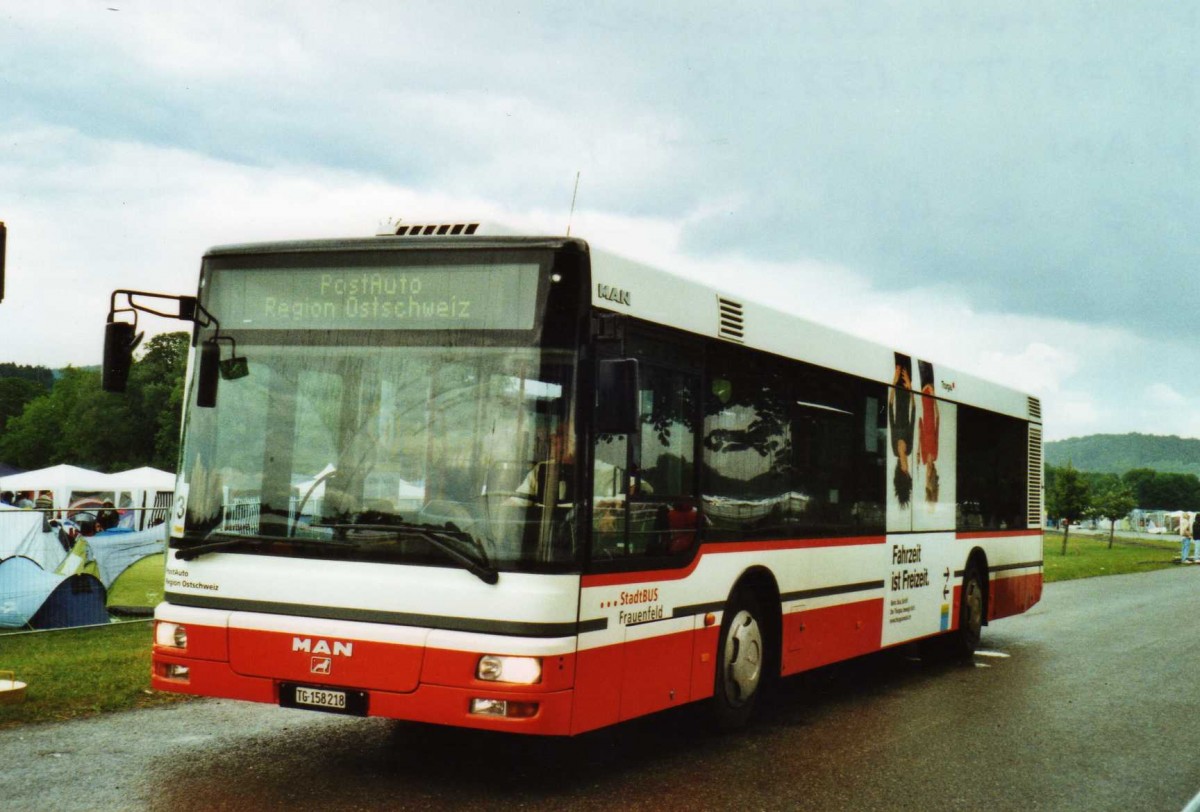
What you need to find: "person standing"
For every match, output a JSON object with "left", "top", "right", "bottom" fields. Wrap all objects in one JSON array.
[{"left": 1182, "top": 512, "right": 1195, "bottom": 564}]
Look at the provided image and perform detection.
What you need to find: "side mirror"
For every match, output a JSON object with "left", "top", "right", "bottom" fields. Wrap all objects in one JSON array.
[
  {"left": 596, "top": 358, "right": 639, "bottom": 435},
  {"left": 196, "top": 341, "right": 220, "bottom": 408},
  {"left": 102, "top": 321, "right": 141, "bottom": 393}
]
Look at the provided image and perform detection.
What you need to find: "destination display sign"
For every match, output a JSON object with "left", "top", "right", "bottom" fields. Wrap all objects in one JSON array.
[{"left": 207, "top": 264, "right": 540, "bottom": 330}]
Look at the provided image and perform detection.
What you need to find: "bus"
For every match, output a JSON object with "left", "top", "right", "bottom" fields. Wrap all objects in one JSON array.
[{"left": 106, "top": 221, "right": 1043, "bottom": 735}]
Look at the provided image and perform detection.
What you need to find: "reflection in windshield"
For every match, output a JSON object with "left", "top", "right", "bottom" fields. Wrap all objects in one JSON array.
[{"left": 177, "top": 340, "right": 578, "bottom": 571}]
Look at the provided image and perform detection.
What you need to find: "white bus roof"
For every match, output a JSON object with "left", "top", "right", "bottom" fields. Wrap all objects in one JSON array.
[{"left": 587, "top": 246, "right": 1039, "bottom": 424}]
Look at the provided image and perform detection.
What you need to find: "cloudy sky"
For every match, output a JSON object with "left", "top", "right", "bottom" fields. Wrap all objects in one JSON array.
[{"left": 1, "top": 2, "right": 1197, "bottom": 441}]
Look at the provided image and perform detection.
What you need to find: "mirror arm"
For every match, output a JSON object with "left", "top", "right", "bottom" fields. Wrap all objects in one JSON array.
[{"left": 107, "top": 290, "right": 215, "bottom": 329}]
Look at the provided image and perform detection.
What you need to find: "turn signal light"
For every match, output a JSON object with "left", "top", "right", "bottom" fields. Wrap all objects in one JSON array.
[{"left": 155, "top": 663, "right": 190, "bottom": 682}]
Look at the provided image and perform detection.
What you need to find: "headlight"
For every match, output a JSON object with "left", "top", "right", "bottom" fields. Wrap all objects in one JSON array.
[
  {"left": 155, "top": 621, "right": 187, "bottom": 650},
  {"left": 476, "top": 655, "right": 542, "bottom": 684}
]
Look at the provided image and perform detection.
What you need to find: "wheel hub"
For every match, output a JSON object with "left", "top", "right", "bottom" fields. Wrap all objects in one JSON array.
[{"left": 724, "top": 609, "right": 763, "bottom": 705}]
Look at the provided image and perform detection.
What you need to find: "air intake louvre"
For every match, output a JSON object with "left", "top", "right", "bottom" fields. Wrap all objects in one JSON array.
[
  {"left": 378, "top": 221, "right": 480, "bottom": 237},
  {"left": 1027, "top": 426, "right": 1043, "bottom": 527},
  {"left": 718, "top": 297, "right": 745, "bottom": 343},
  {"left": 1028, "top": 396, "right": 1042, "bottom": 421}
]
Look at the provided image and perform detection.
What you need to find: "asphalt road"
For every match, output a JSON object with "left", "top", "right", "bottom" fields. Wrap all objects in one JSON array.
[{"left": 3, "top": 567, "right": 1199, "bottom": 811}]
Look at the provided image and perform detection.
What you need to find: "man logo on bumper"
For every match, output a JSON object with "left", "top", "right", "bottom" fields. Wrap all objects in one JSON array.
[{"left": 292, "top": 637, "right": 354, "bottom": 656}]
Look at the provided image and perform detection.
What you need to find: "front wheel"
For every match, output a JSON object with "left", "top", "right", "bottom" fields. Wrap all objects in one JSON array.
[{"left": 712, "top": 590, "right": 768, "bottom": 731}]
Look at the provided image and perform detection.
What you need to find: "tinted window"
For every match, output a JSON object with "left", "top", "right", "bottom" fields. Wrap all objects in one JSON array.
[
  {"left": 702, "top": 346, "right": 885, "bottom": 540},
  {"left": 957, "top": 405, "right": 1028, "bottom": 531}
]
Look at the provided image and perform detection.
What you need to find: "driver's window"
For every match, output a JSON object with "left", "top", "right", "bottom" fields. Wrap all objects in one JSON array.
[
  {"left": 627, "top": 363, "right": 698, "bottom": 556},
  {"left": 591, "top": 338, "right": 700, "bottom": 563}
]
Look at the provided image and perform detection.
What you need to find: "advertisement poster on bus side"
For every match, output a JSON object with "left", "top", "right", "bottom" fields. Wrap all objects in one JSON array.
[
  {"left": 886, "top": 355, "right": 957, "bottom": 533},
  {"left": 881, "top": 532, "right": 957, "bottom": 646}
]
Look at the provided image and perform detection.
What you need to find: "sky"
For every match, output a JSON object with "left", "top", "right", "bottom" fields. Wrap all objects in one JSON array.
[{"left": 1, "top": 1, "right": 1198, "bottom": 441}]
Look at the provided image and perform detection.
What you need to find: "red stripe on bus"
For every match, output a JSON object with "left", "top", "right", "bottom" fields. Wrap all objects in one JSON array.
[{"left": 581, "top": 535, "right": 888, "bottom": 588}]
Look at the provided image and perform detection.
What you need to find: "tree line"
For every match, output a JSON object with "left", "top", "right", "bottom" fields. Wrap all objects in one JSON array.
[
  {"left": 0, "top": 332, "right": 189, "bottom": 473},
  {"left": 1045, "top": 432, "right": 1200, "bottom": 477},
  {"left": 1045, "top": 462, "right": 1200, "bottom": 555}
]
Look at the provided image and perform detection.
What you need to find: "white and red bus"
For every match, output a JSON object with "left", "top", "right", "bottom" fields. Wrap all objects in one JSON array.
[{"left": 117, "top": 222, "right": 1042, "bottom": 735}]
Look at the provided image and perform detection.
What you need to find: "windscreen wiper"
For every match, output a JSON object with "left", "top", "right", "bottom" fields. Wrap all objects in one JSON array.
[{"left": 314, "top": 521, "right": 499, "bottom": 585}]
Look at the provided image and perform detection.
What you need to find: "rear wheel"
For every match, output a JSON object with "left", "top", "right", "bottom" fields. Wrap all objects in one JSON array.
[
  {"left": 954, "top": 563, "right": 985, "bottom": 656},
  {"left": 712, "top": 590, "right": 767, "bottom": 730}
]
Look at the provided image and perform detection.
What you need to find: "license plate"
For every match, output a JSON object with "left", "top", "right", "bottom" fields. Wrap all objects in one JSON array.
[
  {"left": 297, "top": 687, "right": 346, "bottom": 709},
  {"left": 280, "top": 683, "right": 367, "bottom": 716}
]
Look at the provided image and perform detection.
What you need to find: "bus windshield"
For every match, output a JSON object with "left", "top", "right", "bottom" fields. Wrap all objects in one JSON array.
[{"left": 175, "top": 250, "right": 582, "bottom": 573}]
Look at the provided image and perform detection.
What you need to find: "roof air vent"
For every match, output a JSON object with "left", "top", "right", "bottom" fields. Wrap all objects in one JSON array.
[
  {"left": 717, "top": 297, "right": 745, "bottom": 343},
  {"left": 1028, "top": 396, "right": 1042, "bottom": 421},
  {"left": 376, "top": 220, "right": 480, "bottom": 238}
]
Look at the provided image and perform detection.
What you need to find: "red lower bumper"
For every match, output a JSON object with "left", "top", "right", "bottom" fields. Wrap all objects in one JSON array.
[{"left": 152, "top": 654, "right": 577, "bottom": 735}]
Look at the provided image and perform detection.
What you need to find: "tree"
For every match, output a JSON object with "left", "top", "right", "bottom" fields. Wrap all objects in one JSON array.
[
  {"left": 1121, "top": 468, "right": 1158, "bottom": 506},
  {"left": 127, "top": 332, "right": 189, "bottom": 470},
  {"left": 0, "top": 376, "right": 46, "bottom": 434},
  {"left": 1093, "top": 484, "right": 1138, "bottom": 549},
  {"left": 1047, "top": 463, "right": 1091, "bottom": 556},
  {"left": 0, "top": 332, "right": 190, "bottom": 472}
]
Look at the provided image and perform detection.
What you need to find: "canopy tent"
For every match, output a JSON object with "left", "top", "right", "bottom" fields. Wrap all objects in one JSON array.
[
  {"left": 0, "top": 464, "right": 175, "bottom": 528},
  {"left": 0, "top": 464, "right": 118, "bottom": 510},
  {"left": 108, "top": 466, "right": 175, "bottom": 491},
  {"left": 109, "top": 467, "right": 176, "bottom": 530}
]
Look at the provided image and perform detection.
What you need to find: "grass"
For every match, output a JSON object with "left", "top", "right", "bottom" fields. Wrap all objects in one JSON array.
[
  {"left": 0, "top": 621, "right": 189, "bottom": 730},
  {"left": 1043, "top": 528, "right": 1180, "bottom": 582},
  {"left": 0, "top": 533, "right": 1185, "bottom": 730}
]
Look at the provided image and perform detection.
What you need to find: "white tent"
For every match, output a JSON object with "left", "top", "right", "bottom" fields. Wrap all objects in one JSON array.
[
  {"left": 109, "top": 467, "right": 176, "bottom": 529},
  {"left": 109, "top": 466, "right": 175, "bottom": 491},
  {"left": 0, "top": 464, "right": 119, "bottom": 510}
]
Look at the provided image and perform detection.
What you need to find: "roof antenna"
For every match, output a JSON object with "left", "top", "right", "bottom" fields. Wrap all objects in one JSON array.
[{"left": 566, "top": 171, "right": 581, "bottom": 236}]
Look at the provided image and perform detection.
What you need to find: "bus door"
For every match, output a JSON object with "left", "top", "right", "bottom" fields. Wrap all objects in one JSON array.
[{"left": 587, "top": 330, "right": 703, "bottom": 724}]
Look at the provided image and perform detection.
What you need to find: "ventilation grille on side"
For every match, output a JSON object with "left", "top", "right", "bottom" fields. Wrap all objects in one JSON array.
[
  {"left": 377, "top": 221, "right": 480, "bottom": 237},
  {"left": 1028, "top": 426, "right": 1043, "bottom": 527},
  {"left": 718, "top": 297, "right": 745, "bottom": 343},
  {"left": 1028, "top": 396, "right": 1042, "bottom": 421}
]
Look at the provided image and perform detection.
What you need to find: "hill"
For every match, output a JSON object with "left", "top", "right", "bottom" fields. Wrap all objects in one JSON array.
[{"left": 1045, "top": 433, "right": 1200, "bottom": 476}]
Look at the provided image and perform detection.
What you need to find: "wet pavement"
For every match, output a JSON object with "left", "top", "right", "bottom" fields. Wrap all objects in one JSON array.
[{"left": 3, "top": 567, "right": 1200, "bottom": 811}]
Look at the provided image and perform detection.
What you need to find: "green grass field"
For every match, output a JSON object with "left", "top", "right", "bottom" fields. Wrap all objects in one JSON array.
[
  {"left": 1043, "top": 529, "right": 1180, "bottom": 582},
  {"left": 0, "top": 533, "right": 1188, "bottom": 729},
  {"left": 0, "top": 621, "right": 188, "bottom": 729}
]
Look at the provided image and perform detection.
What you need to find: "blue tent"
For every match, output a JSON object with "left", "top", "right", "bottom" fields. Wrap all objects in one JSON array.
[
  {"left": 29, "top": 572, "right": 108, "bottom": 629},
  {"left": 0, "top": 555, "right": 109, "bottom": 630}
]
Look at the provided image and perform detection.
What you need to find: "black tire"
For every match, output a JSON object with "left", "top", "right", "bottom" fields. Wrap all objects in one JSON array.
[{"left": 712, "top": 589, "right": 768, "bottom": 731}]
